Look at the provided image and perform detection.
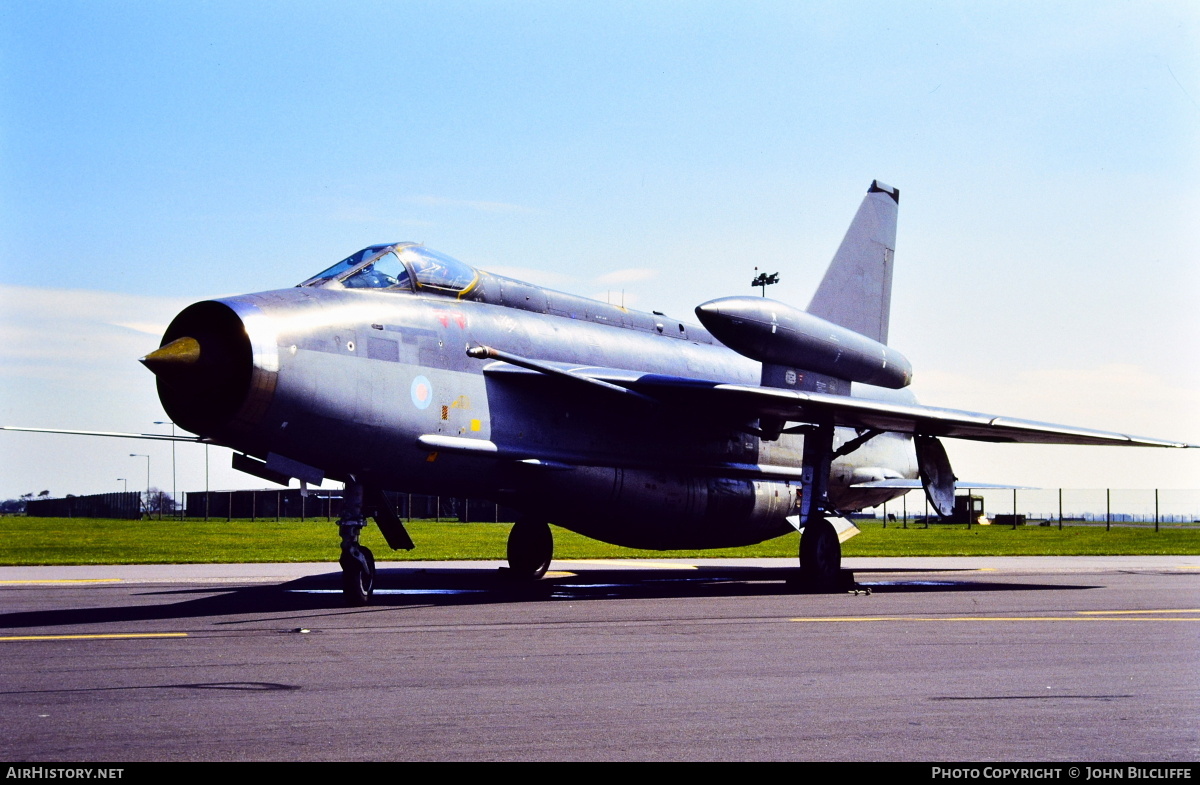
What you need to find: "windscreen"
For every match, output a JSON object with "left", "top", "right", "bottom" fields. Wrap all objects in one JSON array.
[
  {"left": 298, "top": 243, "right": 477, "bottom": 294},
  {"left": 299, "top": 244, "right": 396, "bottom": 287},
  {"left": 341, "top": 251, "right": 412, "bottom": 290}
]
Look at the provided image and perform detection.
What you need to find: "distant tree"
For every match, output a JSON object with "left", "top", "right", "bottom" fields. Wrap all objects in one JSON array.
[
  {"left": 37, "top": 490, "right": 49, "bottom": 497},
  {"left": 0, "top": 498, "right": 26, "bottom": 514},
  {"left": 143, "top": 488, "right": 177, "bottom": 516}
]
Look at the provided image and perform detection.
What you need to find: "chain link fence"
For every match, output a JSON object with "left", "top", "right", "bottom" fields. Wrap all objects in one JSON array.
[
  {"left": 867, "top": 488, "right": 1200, "bottom": 530},
  {"left": 22, "top": 488, "right": 1200, "bottom": 529}
]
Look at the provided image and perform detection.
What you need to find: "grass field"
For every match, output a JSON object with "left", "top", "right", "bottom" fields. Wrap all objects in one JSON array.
[{"left": 1, "top": 517, "right": 1198, "bottom": 565}]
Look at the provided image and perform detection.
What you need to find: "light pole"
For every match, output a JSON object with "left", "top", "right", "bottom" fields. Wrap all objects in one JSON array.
[
  {"left": 130, "top": 454, "right": 150, "bottom": 518},
  {"left": 154, "top": 421, "right": 177, "bottom": 519},
  {"left": 117, "top": 478, "right": 127, "bottom": 492},
  {"left": 751, "top": 267, "right": 780, "bottom": 296}
]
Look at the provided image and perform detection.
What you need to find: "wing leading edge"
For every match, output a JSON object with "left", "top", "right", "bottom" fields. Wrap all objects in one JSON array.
[
  {"left": 0, "top": 426, "right": 208, "bottom": 443},
  {"left": 685, "top": 382, "right": 1195, "bottom": 448}
]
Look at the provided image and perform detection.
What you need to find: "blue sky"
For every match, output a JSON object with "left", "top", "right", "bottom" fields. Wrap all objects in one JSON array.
[{"left": 1, "top": 1, "right": 1197, "bottom": 500}]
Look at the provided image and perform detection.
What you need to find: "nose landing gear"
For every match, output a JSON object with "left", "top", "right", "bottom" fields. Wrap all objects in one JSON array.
[
  {"left": 340, "top": 539, "right": 375, "bottom": 606},
  {"left": 337, "top": 481, "right": 376, "bottom": 606}
]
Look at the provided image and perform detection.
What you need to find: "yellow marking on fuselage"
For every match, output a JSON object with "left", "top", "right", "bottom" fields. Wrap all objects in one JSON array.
[
  {"left": 455, "top": 272, "right": 482, "bottom": 299},
  {"left": 0, "top": 579, "right": 123, "bottom": 584},
  {"left": 0, "top": 633, "right": 188, "bottom": 642}
]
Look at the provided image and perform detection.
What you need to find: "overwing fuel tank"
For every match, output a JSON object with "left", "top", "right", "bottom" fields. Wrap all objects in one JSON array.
[{"left": 695, "top": 296, "right": 913, "bottom": 389}]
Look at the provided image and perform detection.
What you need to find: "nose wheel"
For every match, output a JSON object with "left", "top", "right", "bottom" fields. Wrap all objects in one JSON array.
[
  {"left": 337, "top": 481, "right": 377, "bottom": 606},
  {"left": 340, "top": 544, "right": 375, "bottom": 606}
]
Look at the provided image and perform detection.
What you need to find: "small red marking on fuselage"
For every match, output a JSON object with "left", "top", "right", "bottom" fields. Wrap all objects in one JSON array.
[{"left": 432, "top": 310, "right": 467, "bottom": 329}]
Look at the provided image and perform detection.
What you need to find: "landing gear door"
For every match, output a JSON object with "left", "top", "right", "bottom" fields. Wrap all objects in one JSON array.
[{"left": 915, "top": 435, "right": 956, "bottom": 518}]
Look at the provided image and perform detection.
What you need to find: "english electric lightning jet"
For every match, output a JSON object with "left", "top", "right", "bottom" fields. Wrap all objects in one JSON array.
[{"left": 8, "top": 182, "right": 1193, "bottom": 603}]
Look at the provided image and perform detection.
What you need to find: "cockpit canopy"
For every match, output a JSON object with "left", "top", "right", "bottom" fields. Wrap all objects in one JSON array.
[{"left": 299, "top": 243, "right": 478, "bottom": 294}]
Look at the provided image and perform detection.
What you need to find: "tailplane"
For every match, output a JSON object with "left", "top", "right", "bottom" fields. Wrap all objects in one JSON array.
[{"left": 805, "top": 180, "right": 898, "bottom": 344}]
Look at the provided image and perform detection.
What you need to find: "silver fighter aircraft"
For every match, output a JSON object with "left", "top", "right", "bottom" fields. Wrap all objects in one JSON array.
[{"left": 28, "top": 181, "right": 1196, "bottom": 603}]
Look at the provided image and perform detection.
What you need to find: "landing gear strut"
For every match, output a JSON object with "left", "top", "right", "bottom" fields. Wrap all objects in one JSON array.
[
  {"left": 796, "top": 418, "right": 852, "bottom": 592},
  {"left": 506, "top": 518, "right": 553, "bottom": 580},
  {"left": 338, "top": 481, "right": 376, "bottom": 606}
]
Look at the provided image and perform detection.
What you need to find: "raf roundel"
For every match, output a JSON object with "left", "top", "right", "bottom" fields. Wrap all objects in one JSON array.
[{"left": 410, "top": 375, "right": 433, "bottom": 410}]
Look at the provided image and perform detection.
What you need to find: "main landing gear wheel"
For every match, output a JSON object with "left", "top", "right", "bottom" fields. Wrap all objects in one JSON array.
[
  {"left": 799, "top": 517, "right": 842, "bottom": 592},
  {"left": 506, "top": 519, "right": 553, "bottom": 580},
  {"left": 340, "top": 545, "right": 375, "bottom": 606}
]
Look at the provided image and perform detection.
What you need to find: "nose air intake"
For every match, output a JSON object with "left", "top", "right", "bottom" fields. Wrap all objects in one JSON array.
[{"left": 140, "top": 301, "right": 255, "bottom": 435}]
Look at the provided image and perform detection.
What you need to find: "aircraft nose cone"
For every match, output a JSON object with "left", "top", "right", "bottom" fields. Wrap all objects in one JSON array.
[
  {"left": 140, "top": 337, "right": 201, "bottom": 375},
  {"left": 146, "top": 300, "right": 256, "bottom": 435}
]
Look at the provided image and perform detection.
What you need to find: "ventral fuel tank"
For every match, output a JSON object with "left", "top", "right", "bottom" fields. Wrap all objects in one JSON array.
[{"left": 695, "top": 296, "right": 912, "bottom": 389}]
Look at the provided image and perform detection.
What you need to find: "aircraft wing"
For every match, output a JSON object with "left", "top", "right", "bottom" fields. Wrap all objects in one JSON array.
[
  {"left": 0, "top": 426, "right": 208, "bottom": 443},
  {"left": 475, "top": 350, "right": 1195, "bottom": 449},
  {"left": 664, "top": 381, "right": 1195, "bottom": 447},
  {"left": 850, "top": 479, "right": 1036, "bottom": 490}
]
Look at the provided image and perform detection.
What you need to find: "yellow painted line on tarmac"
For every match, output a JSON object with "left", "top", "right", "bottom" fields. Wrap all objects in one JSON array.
[
  {"left": 0, "top": 579, "right": 123, "bottom": 584},
  {"left": 791, "top": 616, "right": 896, "bottom": 623},
  {"left": 791, "top": 613, "right": 1200, "bottom": 624},
  {"left": 558, "top": 559, "right": 698, "bottom": 570},
  {"left": 1076, "top": 608, "right": 1200, "bottom": 615},
  {"left": 543, "top": 571, "right": 577, "bottom": 578},
  {"left": 0, "top": 633, "right": 188, "bottom": 642}
]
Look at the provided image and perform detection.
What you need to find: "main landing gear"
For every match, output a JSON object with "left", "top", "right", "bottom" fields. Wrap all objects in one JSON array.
[
  {"left": 795, "top": 419, "right": 854, "bottom": 593},
  {"left": 505, "top": 518, "right": 553, "bottom": 580},
  {"left": 338, "top": 482, "right": 376, "bottom": 606},
  {"left": 798, "top": 515, "right": 844, "bottom": 591}
]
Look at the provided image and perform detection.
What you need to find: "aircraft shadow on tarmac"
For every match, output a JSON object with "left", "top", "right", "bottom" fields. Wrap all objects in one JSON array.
[{"left": 0, "top": 565, "right": 1098, "bottom": 631}]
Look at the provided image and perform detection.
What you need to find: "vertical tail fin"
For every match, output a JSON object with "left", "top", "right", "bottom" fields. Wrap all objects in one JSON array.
[{"left": 805, "top": 180, "right": 899, "bottom": 344}]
